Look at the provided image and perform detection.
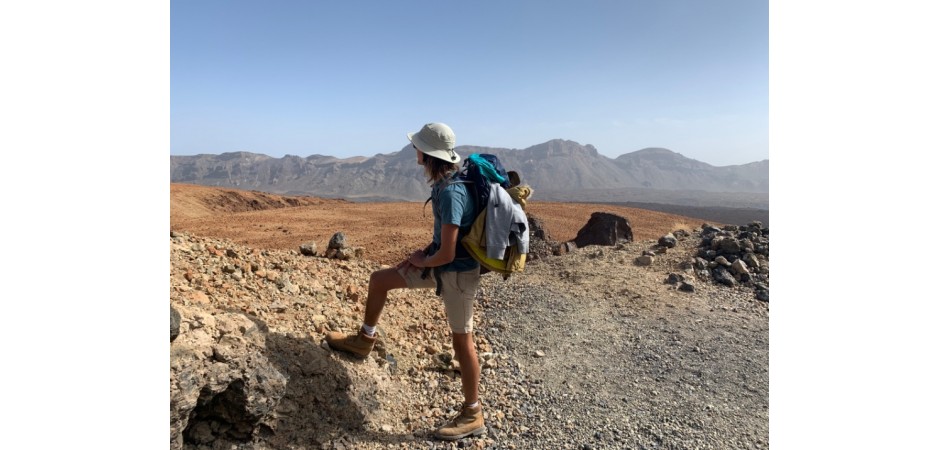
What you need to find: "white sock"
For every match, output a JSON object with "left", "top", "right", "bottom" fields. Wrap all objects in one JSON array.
[
  {"left": 361, "top": 323, "right": 376, "bottom": 336},
  {"left": 466, "top": 401, "right": 479, "bottom": 409}
]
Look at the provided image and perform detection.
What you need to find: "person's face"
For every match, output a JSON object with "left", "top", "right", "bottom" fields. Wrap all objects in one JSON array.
[{"left": 414, "top": 145, "right": 424, "bottom": 166}]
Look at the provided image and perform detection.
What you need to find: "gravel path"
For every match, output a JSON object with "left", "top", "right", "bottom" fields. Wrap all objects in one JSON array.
[{"left": 470, "top": 239, "right": 769, "bottom": 450}]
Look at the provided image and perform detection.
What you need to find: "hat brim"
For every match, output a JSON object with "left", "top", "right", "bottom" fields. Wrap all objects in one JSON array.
[{"left": 407, "top": 131, "right": 461, "bottom": 164}]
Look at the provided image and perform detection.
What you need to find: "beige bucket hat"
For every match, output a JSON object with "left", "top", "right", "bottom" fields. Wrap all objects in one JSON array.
[{"left": 407, "top": 122, "right": 460, "bottom": 163}]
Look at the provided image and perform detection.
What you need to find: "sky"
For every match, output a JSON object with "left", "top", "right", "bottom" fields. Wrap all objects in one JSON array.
[
  {"left": 170, "top": 0, "right": 769, "bottom": 166},
  {"left": 4, "top": 1, "right": 940, "bottom": 448}
]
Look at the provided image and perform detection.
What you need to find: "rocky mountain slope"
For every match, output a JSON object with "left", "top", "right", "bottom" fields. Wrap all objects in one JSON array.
[
  {"left": 170, "top": 185, "right": 770, "bottom": 449},
  {"left": 170, "top": 140, "right": 769, "bottom": 208}
]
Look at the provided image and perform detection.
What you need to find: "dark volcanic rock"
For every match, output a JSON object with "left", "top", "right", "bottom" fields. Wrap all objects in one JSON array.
[{"left": 573, "top": 212, "right": 633, "bottom": 247}]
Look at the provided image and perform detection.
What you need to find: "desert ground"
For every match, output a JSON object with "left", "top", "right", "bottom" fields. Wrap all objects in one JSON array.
[
  {"left": 170, "top": 183, "right": 768, "bottom": 450},
  {"left": 170, "top": 183, "right": 730, "bottom": 266}
]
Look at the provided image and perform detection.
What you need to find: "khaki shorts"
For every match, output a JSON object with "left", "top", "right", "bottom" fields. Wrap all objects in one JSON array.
[{"left": 397, "top": 265, "right": 481, "bottom": 333}]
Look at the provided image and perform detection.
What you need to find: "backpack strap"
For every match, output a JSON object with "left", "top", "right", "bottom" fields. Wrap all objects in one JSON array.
[{"left": 424, "top": 175, "right": 475, "bottom": 269}]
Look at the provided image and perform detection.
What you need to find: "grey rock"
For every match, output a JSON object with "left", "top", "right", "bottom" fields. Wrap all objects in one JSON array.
[
  {"left": 299, "top": 242, "right": 318, "bottom": 256},
  {"left": 743, "top": 253, "right": 761, "bottom": 269},
  {"left": 731, "top": 259, "right": 750, "bottom": 276},
  {"left": 756, "top": 289, "right": 770, "bottom": 302},
  {"left": 658, "top": 233, "right": 677, "bottom": 248},
  {"left": 713, "top": 267, "right": 736, "bottom": 286},
  {"left": 665, "top": 273, "right": 685, "bottom": 285},
  {"left": 170, "top": 310, "right": 288, "bottom": 450},
  {"left": 328, "top": 232, "right": 347, "bottom": 250}
]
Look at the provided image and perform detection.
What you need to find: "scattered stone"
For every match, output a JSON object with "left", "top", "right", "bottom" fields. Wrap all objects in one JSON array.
[
  {"left": 299, "top": 242, "right": 318, "bottom": 256},
  {"left": 635, "top": 255, "right": 654, "bottom": 266},
  {"left": 665, "top": 273, "right": 685, "bottom": 285},
  {"left": 658, "top": 233, "right": 677, "bottom": 248}
]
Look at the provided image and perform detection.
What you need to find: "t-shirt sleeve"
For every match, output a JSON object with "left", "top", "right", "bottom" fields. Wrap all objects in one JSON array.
[{"left": 439, "top": 185, "right": 468, "bottom": 226}]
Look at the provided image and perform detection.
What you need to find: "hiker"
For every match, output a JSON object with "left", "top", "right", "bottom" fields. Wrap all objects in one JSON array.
[{"left": 325, "top": 122, "right": 485, "bottom": 441}]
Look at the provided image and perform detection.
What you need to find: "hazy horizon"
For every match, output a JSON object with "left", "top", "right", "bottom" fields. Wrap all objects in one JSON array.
[{"left": 171, "top": 139, "right": 770, "bottom": 167}]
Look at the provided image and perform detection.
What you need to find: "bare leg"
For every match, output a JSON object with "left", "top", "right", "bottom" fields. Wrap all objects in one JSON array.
[
  {"left": 452, "top": 332, "right": 480, "bottom": 405},
  {"left": 363, "top": 267, "right": 408, "bottom": 327}
]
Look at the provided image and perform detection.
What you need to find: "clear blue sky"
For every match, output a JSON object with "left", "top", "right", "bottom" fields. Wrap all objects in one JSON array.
[{"left": 171, "top": 0, "right": 768, "bottom": 166}]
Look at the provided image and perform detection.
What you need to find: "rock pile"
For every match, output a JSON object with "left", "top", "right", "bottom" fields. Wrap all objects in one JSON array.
[
  {"left": 690, "top": 222, "right": 770, "bottom": 301},
  {"left": 299, "top": 231, "right": 365, "bottom": 260},
  {"left": 631, "top": 222, "right": 771, "bottom": 301},
  {"left": 623, "top": 222, "right": 770, "bottom": 301}
]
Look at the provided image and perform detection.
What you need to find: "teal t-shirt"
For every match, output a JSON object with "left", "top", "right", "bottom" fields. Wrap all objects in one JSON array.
[{"left": 431, "top": 176, "right": 479, "bottom": 272}]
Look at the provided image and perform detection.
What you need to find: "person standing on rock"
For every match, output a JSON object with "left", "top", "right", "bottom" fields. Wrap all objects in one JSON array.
[{"left": 325, "top": 122, "right": 485, "bottom": 441}]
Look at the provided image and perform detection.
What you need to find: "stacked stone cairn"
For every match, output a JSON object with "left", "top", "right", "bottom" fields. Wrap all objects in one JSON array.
[{"left": 298, "top": 231, "right": 364, "bottom": 260}]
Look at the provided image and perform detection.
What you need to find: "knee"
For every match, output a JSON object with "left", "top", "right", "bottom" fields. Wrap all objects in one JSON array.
[
  {"left": 369, "top": 268, "right": 392, "bottom": 287},
  {"left": 452, "top": 332, "right": 474, "bottom": 350}
]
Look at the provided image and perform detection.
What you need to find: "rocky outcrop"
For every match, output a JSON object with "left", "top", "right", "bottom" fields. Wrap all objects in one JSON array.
[
  {"left": 573, "top": 212, "right": 634, "bottom": 247},
  {"left": 169, "top": 232, "right": 491, "bottom": 448},
  {"left": 170, "top": 306, "right": 287, "bottom": 449}
]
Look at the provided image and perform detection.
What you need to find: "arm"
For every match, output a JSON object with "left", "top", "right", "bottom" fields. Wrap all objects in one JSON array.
[
  {"left": 397, "top": 240, "right": 434, "bottom": 269},
  {"left": 408, "top": 224, "right": 459, "bottom": 268}
]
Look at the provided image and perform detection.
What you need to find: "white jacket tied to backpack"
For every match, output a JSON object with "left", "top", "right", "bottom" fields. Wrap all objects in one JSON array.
[{"left": 485, "top": 183, "right": 529, "bottom": 260}]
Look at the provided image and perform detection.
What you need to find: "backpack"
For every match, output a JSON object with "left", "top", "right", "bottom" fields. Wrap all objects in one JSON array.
[
  {"left": 460, "top": 154, "right": 511, "bottom": 218},
  {"left": 422, "top": 153, "right": 533, "bottom": 281},
  {"left": 456, "top": 153, "right": 533, "bottom": 279}
]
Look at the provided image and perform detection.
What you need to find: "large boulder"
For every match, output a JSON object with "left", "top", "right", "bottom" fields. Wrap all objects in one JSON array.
[
  {"left": 573, "top": 212, "right": 633, "bottom": 247},
  {"left": 170, "top": 305, "right": 288, "bottom": 450}
]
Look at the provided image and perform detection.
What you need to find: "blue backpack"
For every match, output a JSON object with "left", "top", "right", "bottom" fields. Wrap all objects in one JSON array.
[
  {"left": 423, "top": 153, "right": 511, "bottom": 218},
  {"left": 459, "top": 153, "right": 511, "bottom": 218}
]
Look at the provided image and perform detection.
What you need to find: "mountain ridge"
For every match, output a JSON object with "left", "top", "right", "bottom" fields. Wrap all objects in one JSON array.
[{"left": 170, "top": 140, "right": 769, "bottom": 208}]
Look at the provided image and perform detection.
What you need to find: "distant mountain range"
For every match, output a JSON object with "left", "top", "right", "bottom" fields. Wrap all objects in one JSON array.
[{"left": 170, "top": 140, "right": 769, "bottom": 209}]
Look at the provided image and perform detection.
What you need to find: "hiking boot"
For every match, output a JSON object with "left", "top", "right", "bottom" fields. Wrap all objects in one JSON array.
[
  {"left": 324, "top": 328, "right": 376, "bottom": 358},
  {"left": 433, "top": 402, "right": 485, "bottom": 441}
]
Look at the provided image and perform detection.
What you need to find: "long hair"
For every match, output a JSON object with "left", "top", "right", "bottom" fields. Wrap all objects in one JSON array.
[{"left": 422, "top": 153, "right": 459, "bottom": 183}]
